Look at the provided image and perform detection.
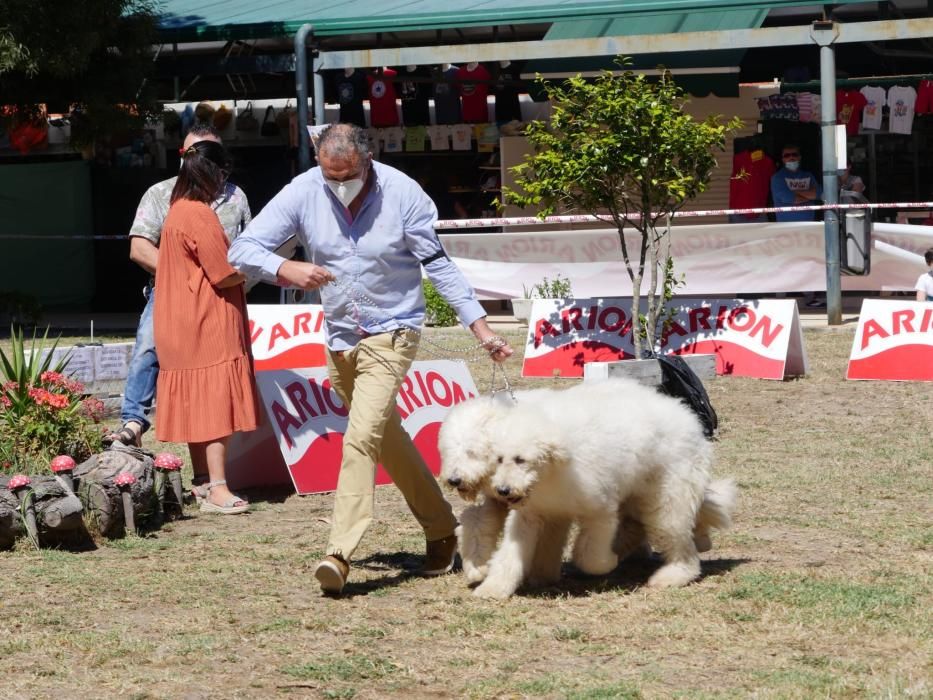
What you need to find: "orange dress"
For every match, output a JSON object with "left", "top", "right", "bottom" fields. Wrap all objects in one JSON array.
[{"left": 153, "top": 198, "right": 261, "bottom": 443}]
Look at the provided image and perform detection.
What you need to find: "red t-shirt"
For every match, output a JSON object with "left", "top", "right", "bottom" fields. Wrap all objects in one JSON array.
[
  {"left": 456, "top": 63, "right": 491, "bottom": 123},
  {"left": 837, "top": 89, "right": 868, "bottom": 135},
  {"left": 368, "top": 68, "right": 399, "bottom": 127},
  {"left": 729, "top": 149, "right": 776, "bottom": 217}
]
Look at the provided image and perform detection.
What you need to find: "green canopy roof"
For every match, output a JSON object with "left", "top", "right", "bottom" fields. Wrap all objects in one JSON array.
[{"left": 156, "top": 0, "right": 860, "bottom": 42}]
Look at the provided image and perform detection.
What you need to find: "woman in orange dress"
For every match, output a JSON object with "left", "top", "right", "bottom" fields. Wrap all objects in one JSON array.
[{"left": 153, "top": 139, "right": 261, "bottom": 514}]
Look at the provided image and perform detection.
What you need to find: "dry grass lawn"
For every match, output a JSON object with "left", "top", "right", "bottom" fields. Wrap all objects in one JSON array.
[{"left": 1, "top": 326, "right": 931, "bottom": 699}]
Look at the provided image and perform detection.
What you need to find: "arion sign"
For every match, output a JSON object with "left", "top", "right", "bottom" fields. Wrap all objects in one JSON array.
[
  {"left": 521, "top": 298, "right": 808, "bottom": 380},
  {"left": 225, "top": 305, "right": 479, "bottom": 494},
  {"left": 847, "top": 299, "right": 933, "bottom": 381}
]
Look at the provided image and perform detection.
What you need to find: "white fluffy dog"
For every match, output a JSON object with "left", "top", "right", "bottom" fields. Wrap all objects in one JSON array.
[
  {"left": 439, "top": 390, "right": 562, "bottom": 584},
  {"left": 468, "top": 378, "right": 732, "bottom": 599}
]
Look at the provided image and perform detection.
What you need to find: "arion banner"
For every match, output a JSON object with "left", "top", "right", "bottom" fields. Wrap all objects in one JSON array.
[
  {"left": 225, "top": 304, "right": 479, "bottom": 494},
  {"left": 257, "top": 361, "right": 478, "bottom": 495},
  {"left": 521, "top": 298, "right": 808, "bottom": 380},
  {"left": 846, "top": 299, "right": 933, "bottom": 381}
]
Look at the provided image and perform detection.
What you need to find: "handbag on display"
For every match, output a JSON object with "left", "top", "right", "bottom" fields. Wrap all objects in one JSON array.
[
  {"left": 260, "top": 105, "right": 280, "bottom": 137},
  {"left": 212, "top": 104, "right": 233, "bottom": 131},
  {"left": 194, "top": 102, "right": 215, "bottom": 124},
  {"left": 236, "top": 102, "right": 259, "bottom": 133},
  {"left": 276, "top": 100, "right": 293, "bottom": 132}
]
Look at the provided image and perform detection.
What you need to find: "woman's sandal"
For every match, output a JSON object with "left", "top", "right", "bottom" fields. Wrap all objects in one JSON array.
[
  {"left": 103, "top": 422, "right": 143, "bottom": 448},
  {"left": 199, "top": 480, "right": 249, "bottom": 515},
  {"left": 190, "top": 477, "right": 210, "bottom": 504}
]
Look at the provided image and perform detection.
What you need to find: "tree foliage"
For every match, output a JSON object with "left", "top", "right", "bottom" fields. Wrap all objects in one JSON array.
[
  {"left": 505, "top": 60, "right": 741, "bottom": 357},
  {"left": 0, "top": 0, "right": 160, "bottom": 145}
]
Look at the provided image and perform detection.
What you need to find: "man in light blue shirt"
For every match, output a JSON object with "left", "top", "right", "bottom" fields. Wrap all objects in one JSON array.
[
  {"left": 770, "top": 144, "right": 821, "bottom": 223},
  {"left": 229, "top": 123, "right": 513, "bottom": 594}
]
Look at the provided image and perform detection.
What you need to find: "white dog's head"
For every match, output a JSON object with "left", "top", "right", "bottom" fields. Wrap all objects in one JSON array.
[
  {"left": 438, "top": 396, "right": 512, "bottom": 502},
  {"left": 487, "top": 407, "right": 568, "bottom": 507}
]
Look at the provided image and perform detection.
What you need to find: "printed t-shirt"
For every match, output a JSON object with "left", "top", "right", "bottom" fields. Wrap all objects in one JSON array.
[
  {"left": 457, "top": 63, "right": 491, "bottom": 123},
  {"left": 397, "top": 66, "right": 431, "bottom": 126},
  {"left": 426, "top": 125, "right": 450, "bottom": 151},
  {"left": 493, "top": 62, "right": 523, "bottom": 123},
  {"left": 433, "top": 65, "right": 462, "bottom": 125},
  {"left": 368, "top": 69, "right": 399, "bottom": 128},
  {"left": 451, "top": 124, "right": 473, "bottom": 151},
  {"left": 335, "top": 70, "right": 367, "bottom": 127},
  {"left": 381, "top": 127, "right": 405, "bottom": 153},
  {"left": 729, "top": 149, "right": 776, "bottom": 218},
  {"left": 837, "top": 89, "right": 868, "bottom": 135},
  {"left": 405, "top": 126, "right": 427, "bottom": 152},
  {"left": 859, "top": 86, "right": 886, "bottom": 130},
  {"left": 887, "top": 85, "right": 917, "bottom": 135}
]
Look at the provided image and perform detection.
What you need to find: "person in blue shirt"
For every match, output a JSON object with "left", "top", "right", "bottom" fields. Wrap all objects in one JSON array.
[
  {"left": 770, "top": 144, "right": 821, "bottom": 222},
  {"left": 229, "top": 123, "right": 514, "bottom": 595}
]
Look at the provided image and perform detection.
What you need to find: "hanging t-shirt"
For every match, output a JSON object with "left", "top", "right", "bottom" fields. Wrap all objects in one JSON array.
[
  {"left": 433, "top": 65, "right": 462, "bottom": 125},
  {"left": 457, "top": 63, "right": 491, "bottom": 123},
  {"left": 859, "top": 86, "right": 886, "bottom": 130},
  {"left": 405, "top": 126, "right": 427, "bottom": 152},
  {"left": 335, "top": 70, "right": 367, "bottom": 127},
  {"left": 451, "top": 124, "right": 473, "bottom": 151},
  {"left": 493, "top": 61, "right": 523, "bottom": 123},
  {"left": 837, "top": 89, "right": 868, "bottom": 135},
  {"left": 366, "top": 127, "right": 381, "bottom": 158},
  {"left": 368, "top": 69, "right": 400, "bottom": 128},
  {"left": 381, "top": 126, "right": 405, "bottom": 153},
  {"left": 916, "top": 79, "right": 933, "bottom": 115},
  {"left": 887, "top": 85, "right": 917, "bottom": 135},
  {"left": 795, "top": 93, "right": 816, "bottom": 123},
  {"left": 729, "top": 149, "right": 776, "bottom": 219},
  {"left": 426, "top": 125, "right": 450, "bottom": 151},
  {"left": 396, "top": 66, "right": 431, "bottom": 126}
]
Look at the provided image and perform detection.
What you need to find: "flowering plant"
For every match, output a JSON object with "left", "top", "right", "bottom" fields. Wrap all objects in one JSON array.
[{"left": 0, "top": 328, "right": 104, "bottom": 474}]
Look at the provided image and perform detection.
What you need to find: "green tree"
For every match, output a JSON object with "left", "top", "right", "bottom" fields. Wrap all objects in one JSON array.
[
  {"left": 505, "top": 61, "right": 741, "bottom": 357},
  {"left": 0, "top": 0, "right": 159, "bottom": 146}
]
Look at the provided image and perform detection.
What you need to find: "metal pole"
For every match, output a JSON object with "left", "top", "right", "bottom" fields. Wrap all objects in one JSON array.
[
  {"left": 313, "top": 56, "right": 326, "bottom": 127},
  {"left": 812, "top": 21, "right": 842, "bottom": 325},
  {"left": 294, "top": 24, "right": 314, "bottom": 173}
]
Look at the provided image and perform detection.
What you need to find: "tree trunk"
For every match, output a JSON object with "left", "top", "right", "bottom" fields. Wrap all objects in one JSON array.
[
  {"left": 73, "top": 443, "right": 157, "bottom": 538},
  {"left": 0, "top": 475, "right": 88, "bottom": 547}
]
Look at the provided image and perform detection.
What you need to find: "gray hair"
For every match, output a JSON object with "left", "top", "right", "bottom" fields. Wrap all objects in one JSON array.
[{"left": 316, "top": 123, "right": 369, "bottom": 161}]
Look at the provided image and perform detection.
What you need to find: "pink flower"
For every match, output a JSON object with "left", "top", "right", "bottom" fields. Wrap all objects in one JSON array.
[
  {"left": 7, "top": 474, "right": 32, "bottom": 490},
  {"left": 154, "top": 453, "right": 183, "bottom": 471},
  {"left": 0, "top": 395, "right": 10, "bottom": 410},
  {"left": 80, "top": 397, "right": 106, "bottom": 422},
  {"left": 50, "top": 455, "right": 76, "bottom": 473},
  {"left": 114, "top": 472, "right": 137, "bottom": 488}
]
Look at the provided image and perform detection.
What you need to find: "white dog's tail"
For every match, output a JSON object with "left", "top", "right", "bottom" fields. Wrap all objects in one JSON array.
[{"left": 694, "top": 478, "right": 737, "bottom": 552}]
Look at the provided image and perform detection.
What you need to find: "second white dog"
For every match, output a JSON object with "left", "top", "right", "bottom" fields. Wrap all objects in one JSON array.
[{"left": 472, "top": 378, "right": 727, "bottom": 599}]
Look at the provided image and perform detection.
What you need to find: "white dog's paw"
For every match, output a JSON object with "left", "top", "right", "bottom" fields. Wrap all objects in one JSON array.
[
  {"left": 646, "top": 561, "right": 700, "bottom": 588},
  {"left": 463, "top": 561, "right": 488, "bottom": 584},
  {"left": 694, "top": 532, "right": 713, "bottom": 553},
  {"left": 473, "top": 576, "right": 517, "bottom": 599}
]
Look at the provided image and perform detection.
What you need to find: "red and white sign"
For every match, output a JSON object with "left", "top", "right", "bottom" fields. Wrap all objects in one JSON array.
[
  {"left": 248, "top": 304, "right": 327, "bottom": 371},
  {"left": 257, "top": 361, "right": 478, "bottom": 495},
  {"left": 226, "top": 304, "right": 328, "bottom": 490},
  {"left": 847, "top": 299, "right": 933, "bottom": 381},
  {"left": 522, "top": 298, "right": 808, "bottom": 380}
]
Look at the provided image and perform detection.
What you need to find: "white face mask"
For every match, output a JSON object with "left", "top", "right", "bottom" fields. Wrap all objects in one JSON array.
[
  {"left": 325, "top": 169, "right": 367, "bottom": 207},
  {"left": 784, "top": 160, "right": 800, "bottom": 172}
]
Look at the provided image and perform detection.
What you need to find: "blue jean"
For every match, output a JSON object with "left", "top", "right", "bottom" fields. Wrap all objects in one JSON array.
[{"left": 121, "top": 286, "right": 159, "bottom": 432}]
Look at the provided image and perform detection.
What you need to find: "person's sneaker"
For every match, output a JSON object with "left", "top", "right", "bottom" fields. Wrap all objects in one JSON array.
[
  {"left": 314, "top": 554, "right": 350, "bottom": 594},
  {"left": 420, "top": 533, "right": 458, "bottom": 576}
]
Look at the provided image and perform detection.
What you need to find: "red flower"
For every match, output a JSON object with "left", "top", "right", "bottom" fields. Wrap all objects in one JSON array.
[
  {"left": 7, "top": 474, "right": 32, "bottom": 490},
  {"left": 0, "top": 395, "right": 10, "bottom": 410},
  {"left": 80, "top": 397, "right": 106, "bottom": 422},
  {"left": 50, "top": 455, "right": 76, "bottom": 473}
]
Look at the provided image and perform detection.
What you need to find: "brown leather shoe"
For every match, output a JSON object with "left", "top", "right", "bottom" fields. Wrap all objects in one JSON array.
[
  {"left": 314, "top": 554, "right": 350, "bottom": 594},
  {"left": 420, "top": 533, "right": 458, "bottom": 576}
]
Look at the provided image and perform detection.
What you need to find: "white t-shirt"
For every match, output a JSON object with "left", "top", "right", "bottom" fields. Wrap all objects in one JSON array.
[
  {"left": 915, "top": 270, "right": 933, "bottom": 300},
  {"left": 887, "top": 86, "right": 917, "bottom": 135},
  {"left": 860, "top": 86, "right": 886, "bottom": 130},
  {"left": 426, "top": 125, "right": 450, "bottom": 151}
]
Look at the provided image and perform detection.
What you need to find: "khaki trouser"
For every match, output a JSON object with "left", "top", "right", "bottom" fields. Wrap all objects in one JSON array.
[{"left": 325, "top": 329, "right": 457, "bottom": 560}]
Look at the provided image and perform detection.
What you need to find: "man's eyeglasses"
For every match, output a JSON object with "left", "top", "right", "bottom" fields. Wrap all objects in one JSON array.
[{"left": 782, "top": 152, "right": 800, "bottom": 159}]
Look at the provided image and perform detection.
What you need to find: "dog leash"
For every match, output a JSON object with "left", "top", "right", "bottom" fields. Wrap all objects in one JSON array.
[{"left": 328, "top": 277, "right": 517, "bottom": 401}]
